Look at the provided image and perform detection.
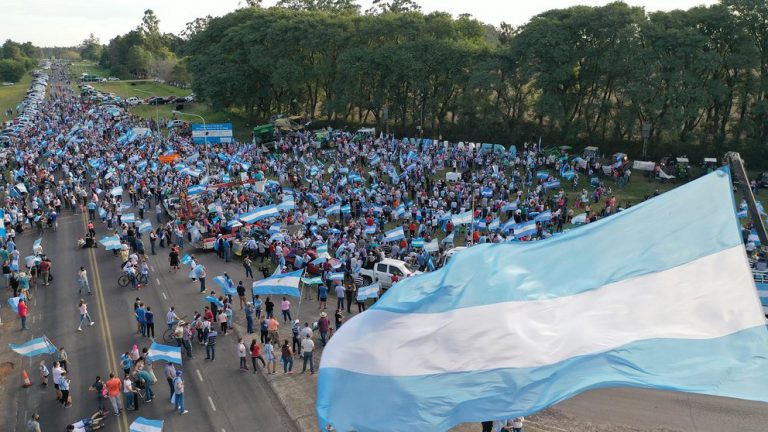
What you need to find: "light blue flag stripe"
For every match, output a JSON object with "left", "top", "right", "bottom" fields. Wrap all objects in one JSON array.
[
  {"left": 205, "top": 296, "right": 224, "bottom": 307},
  {"left": 213, "top": 276, "right": 237, "bottom": 295},
  {"left": 130, "top": 417, "right": 164, "bottom": 432},
  {"left": 318, "top": 326, "right": 768, "bottom": 432},
  {"left": 328, "top": 272, "right": 345, "bottom": 281},
  {"left": 375, "top": 170, "right": 742, "bottom": 314}
]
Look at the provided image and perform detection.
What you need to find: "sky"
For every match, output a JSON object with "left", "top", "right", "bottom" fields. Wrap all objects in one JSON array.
[{"left": 2, "top": 0, "right": 718, "bottom": 47}]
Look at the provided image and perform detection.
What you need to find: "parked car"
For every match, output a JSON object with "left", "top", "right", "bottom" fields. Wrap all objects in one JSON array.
[
  {"left": 107, "top": 76, "right": 120, "bottom": 81},
  {"left": 359, "top": 258, "right": 420, "bottom": 290},
  {"left": 125, "top": 97, "right": 142, "bottom": 106}
]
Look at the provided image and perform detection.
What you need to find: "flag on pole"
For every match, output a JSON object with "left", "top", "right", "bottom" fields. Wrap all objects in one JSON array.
[
  {"left": 33, "top": 237, "right": 42, "bottom": 250},
  {"left": 252, "top": 269, "right": 303, "bottom": 297},
  {"left": 139, "top": 220, "right": 153, "bottom": 233},
  {"left": 301, "top": 276, "right": 323, "bottom": 285},
  {"left": 181, "top": 254, "right": 193, "bottom": 265},
  {"left": 9, "top": 336, "right": 57, "bottom": 357},
  {"left": 411, "top": 238, "right": 425, "bottom": 248},
  {"left": 238, "top": 205, "right": 279, "bottom": 224},
  {"left": 513, "top": 221, "right": 537, "bottom": 239},
  {"left": 110, "top": 186, "right": 123, "bottom": 196},
  {"left": 147, "top": 342, "right": 182, "bottom": 365},
  {"left": 129, "top": 417, "right": 164, "bottom": 432},
  {"left": 325, "top": 204, "right": 341, "bottom": 215},
  {"left": 317, "top": 170, "right": 768, "bottom": 431},
  {"left": 269, "top": 223, "right": 282, "bottom": 234},
  {"left": 205, "top": 296, "right": 224, "bottom": 308},
  {"left": 328, "top": 272, "right": 345, "bottom": 281},
  {"left": 424, "top": 238, "right": 440, "bottom": 253}
]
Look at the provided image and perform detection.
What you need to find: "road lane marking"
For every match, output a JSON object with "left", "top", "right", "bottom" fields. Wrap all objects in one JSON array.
[
  {"left": 208, "top": 396, "right": 217, "bottom": 411},
  {"left": 31, "top": 316, "right": 35, "bottom": 324},
  {"left": 150, "top": 266, "right": 155, "bottom": 272},
  {"left": 81, "top": 213, "right": 129, "bottom": 432},
  {"left": 155, "top": 278, "right": 161, "bottom": 285},
  {"left": 196, "top": 369, "right": 203, "bottom": 382},
  {"left": 161, "top": 292, "right": 167, "bottom": 300}
]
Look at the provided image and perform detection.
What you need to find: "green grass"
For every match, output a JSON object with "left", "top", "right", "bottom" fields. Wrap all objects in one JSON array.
[
  {"left": 69, "top": 61, "right": 111, "bottom": 80},
  {"left": 91, "top": 81, "right": 191, "bottom": 99},
  {"left": 0, "top": 73, "right": 32, "bottom": 120}
]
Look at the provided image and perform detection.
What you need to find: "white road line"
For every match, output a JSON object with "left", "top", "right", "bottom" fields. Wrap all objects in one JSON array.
[
  {"left": 196, "top": 369, "right": 203, "bottom": 382},
  {"left": 208, "top": 396, "right": 217, "bottom": 411},
  {"left": 31, "top": 316, "right": 35, "bottom": 324},
  {"left": 161, "top": 292, "right": 167, "bottom": 300},
  {"left": 155, "top": 278, "right": 161, "bottom": 285},
  {"left": 150, "top": 266, "right": 155, "bottom": 272}
]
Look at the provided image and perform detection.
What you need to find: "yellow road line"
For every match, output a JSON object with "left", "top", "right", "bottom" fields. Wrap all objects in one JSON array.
[{"left": 81, "top": 214, "right": 129, "bottom": 432}]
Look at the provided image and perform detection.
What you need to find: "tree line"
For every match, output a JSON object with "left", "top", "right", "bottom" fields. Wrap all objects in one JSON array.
[
  {"left": 95, "top": 0, "right": 768, "bottom": 165},
  {"left": 0, "top": 39, "right": 41, "bottom": 83}
]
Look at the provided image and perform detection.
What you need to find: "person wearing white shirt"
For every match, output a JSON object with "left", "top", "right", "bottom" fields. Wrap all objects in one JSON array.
[{"left": 300, "top": 335, "right": 315, "bottom": 374}]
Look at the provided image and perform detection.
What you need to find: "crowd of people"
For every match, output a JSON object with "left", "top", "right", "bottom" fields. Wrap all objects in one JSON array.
[{"left": 5, "top": 59, "right": 657, "bottom": 432}]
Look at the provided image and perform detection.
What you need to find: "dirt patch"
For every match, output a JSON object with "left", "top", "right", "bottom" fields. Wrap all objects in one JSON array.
[{"left": 0, "top": 362, "right": 14, "bottom": 380}]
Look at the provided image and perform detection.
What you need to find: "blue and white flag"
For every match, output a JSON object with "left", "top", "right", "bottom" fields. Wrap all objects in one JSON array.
[
  {"left": 139, "top": 220, "right": 153, "bottom": 233},
  {"left": 130, "top": 417, "right": 163, "bottom": 432},
  {"left": 328, "top": 272, "right": 345, "bottom": 281},
  {"left": 278, "top": 197, "right": 295, "bottom": 211},
  {"left": 481, "top": 187, "right": 493, "bottom": 198},
  {"left": 316, "top": 243, "right": 330, "bottom": 259},
  {"left": 441, "top": 232, "right": 455, "bottom": 244},
  {"left": 188, "top": 184, "right": 205, "bottom": 196},
  {"left": 326, "top": 204, "right": 341, "bottom": 215},
  {"left": 364, "top": 225, "right": 377, "bottom": 235},
  {"left": 9, "top": 336, "right": 56, "bottom": 357},
  {"left": 269, "top": 223, "right": 282, "bottom": 234},
  {"left": 181, "top": 254, "right": 193, "bottom": 265},
  {"left": 534, "top": 211, "right": 552, "bottom": 223},
  {"left": 317, "top": 170, "right": 768, "bottom": 431},
  {"left": 356, "top": 283, "right": 380, "bottom": 302},
  {"left": 8, "top": 296, "right": 22, "bottom": 313},
  {"left": 147, "top": 342, "right": 182, "bottom": 365},
  {"left": 536, "top": 171, "right": 549, "bottom": 179},
  {"left": 33, "top": 237, "right": 42, "bottom": 250},
  {"left": 110, "top": 186, "right": 123, "bottom": 197},
  {"left": 238, "top": 205, "right": 279, "bottom": 224},
  {"left": 341, "top": 204, "right": 351, "bottom": 215},
  {"left": 213, "top": 276, "right": 237, "bottom": 295},
  {"left": 513, "top": 221, "right": 537, "bottom": 239},
  {"left": 451, "top": 210, "right": 473, "bottom": 226},
  {"left": 411, "top": 238, "right": 425, "bottom": 248},
  {"left": 543, "top": 180, "right": 561, "bottom": 190},
  {"left": 396, "top": 204, "right": 406, "bottom": 218},
  {"left": 301, "top": 276, "right": 323, "bottom": 285},
  {"left": 488, "top": 218, "right": 500, "bottom": 231},
  {"left": 99, "top": 235, "right": 122, "bottom": 250},
  {"left": 383, "top": 227, "right": 405, "bottom": 242},
  {"left": 121, "top": 213, "right": 136, "bottom": 224},
  {"left": 205, "top": 296, "right": 224, "bottom": 308},
  {"left": 252, "top": 269, "right": 303, "bottom": 297},
  {"left": 424, "top": 238, "right": 440, "bottom": 253}
]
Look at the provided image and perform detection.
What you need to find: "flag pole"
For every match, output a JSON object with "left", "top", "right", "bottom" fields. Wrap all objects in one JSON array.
[{"left": 296, "top": 281, "right": 304, "bottom": 324}]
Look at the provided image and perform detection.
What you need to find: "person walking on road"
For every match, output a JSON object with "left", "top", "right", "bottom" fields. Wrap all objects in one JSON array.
[
  {"left": 26, "top": 413, "right": 41, "bottom": 432},
  {"left": 39, "top": 258, "right": 51, "bottom": 286},
  {"left": 18, "top": 298, "right": 28, "bottom": 330},
  {"left": 281, "top": 297, "right": 292, "bottom": 323},
  {"left": 267, "top": 316, "right": 280, "bottom": 343},
  {"left": 318, "top": 312, "right": 330, "bottom": 346},
  {"left": 173, "top": 370, "right": 188, "bottom": 414},
  {"left": 57, "top": 370, "right": 71, "bottom": 408},
  {"left": 164, "top": 363, "right": 177, "bottom": 400},
  {"left": 145, "top": 306, "right": 155, "bottom": 339},
  {"left": 106, "top": 372, "right": 123, "bottom": 416},
  {"left": 237, "top": 281, "right": 246, "bottom": 309},
  {"left": 245, "top": 302, "right": 255, "bottom": 334},
  {"left": 301, "top": 334, "right": 315, "bottom": 374},
  {"left": 265, "top": 339, "right": 276, "bottom": 374},
  {"left": 243, "top": 256, "right": 253, "bottom": 279},
  {"left": 249, "top": 339, "right": 266, "bottom": 373},
  {"left": 55, "top": 347, "right": 69, "bottom": 371},
  {"left": 205, "top": 328, "right": 218, "bottom": 360},
  {"left": 77, "top": 266, "right": 91, "bottom": 295},
  {"left": 89, "top": 376, "right": 107, "bottom": 414},
  {"left": 77, "top": 299, "right": 95, "bottom": 332},
  {"left": 237, "top": 338, "right": 248, "bottom": 370}
]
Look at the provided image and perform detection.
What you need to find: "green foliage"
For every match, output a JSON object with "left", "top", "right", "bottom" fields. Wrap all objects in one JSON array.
[{"left": 0, "top": 59, "right": 26, "bottom": 82}]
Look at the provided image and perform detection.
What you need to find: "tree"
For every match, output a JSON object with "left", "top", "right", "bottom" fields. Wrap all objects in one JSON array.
[
  {"left": 366, "top": 0, "right": 421, "bottom": 14},
  {"left": 0, "top": 59, "right": 25, "bottom": 82},
  {"left": 126, "top": 45, "right": 152, "bottom": 77},
  {"left": 80, "top": 34, "right": 103, "bottom": 61},
  {"left": 180, "top": 16, "right": 212, "bottom": 40},
  {"left": 276, "top": 0, "right": 360, "bottom": 13}
]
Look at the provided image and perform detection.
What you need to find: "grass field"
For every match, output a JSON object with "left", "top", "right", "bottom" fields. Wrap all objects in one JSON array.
[{"left": 0, "top": 73, "right": 32, "bottom": 120}]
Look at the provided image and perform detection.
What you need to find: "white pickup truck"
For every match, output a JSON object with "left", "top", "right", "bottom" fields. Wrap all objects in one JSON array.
[{"left": 359, "top": 258, "right": 419, "bottom": 290}]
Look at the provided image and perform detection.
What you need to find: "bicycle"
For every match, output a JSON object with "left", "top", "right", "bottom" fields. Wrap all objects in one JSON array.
[
  {"left": 118, "top": 272, "right": 148, "bottom": 288},
  {"left": 162, "top": 315, "right": 188, "bottom": 344}
]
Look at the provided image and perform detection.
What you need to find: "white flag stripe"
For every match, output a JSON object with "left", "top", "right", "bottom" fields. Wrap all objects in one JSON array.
[
  {"left": 322, "top": 245, "right": 762, "bottom": 376},
  {"left": 11, "top": 340, "right": 49, "bottom": 355}
]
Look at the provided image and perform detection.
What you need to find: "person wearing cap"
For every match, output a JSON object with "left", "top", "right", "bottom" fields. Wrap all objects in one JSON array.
[
  {"left": 291, "top": 319, "right": 301, "bottom": 354},
  {"left": 172, "top": 370, "right": 188, "bottom": 414},
  {"left": 300, "top": 333, "right": 315, "bottom": 374}
]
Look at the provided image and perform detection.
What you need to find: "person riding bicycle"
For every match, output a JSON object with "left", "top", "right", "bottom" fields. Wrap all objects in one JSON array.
[
  {"left": 122, "top": 261, "right": 137, "bottom": 289},
  {"left": 65, "top": 411, "right": 106, "bottom": 431}
]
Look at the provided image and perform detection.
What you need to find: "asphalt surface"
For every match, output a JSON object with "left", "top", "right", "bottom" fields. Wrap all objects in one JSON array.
[
  {"left": 4, "top": 65, "right": 296, "bottom": 432},
  {"left": 10, "top": 203, "right": 296, "bottom": 432}
]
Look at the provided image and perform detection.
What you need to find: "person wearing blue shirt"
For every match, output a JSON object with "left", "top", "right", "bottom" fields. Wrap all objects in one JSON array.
[
  {"left": 318, "top": 284, "right": 328, "bottom": 310},
  {"left": 145, "top": 306, "right": 155, "bottom": 338},
  {"left": 135, "top": 305, "right": 146, "bottom": 337}
]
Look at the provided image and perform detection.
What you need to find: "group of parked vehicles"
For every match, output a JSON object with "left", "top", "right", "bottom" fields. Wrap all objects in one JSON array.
[{"left": 1, "top": 68, "right": 48, "bottom": 147}]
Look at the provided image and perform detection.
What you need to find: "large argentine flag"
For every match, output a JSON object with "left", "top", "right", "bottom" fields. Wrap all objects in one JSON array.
[
  {"left": 9, "top": 336, "right": 57, "bottom": 357},
  {"left": 317, "top": 170, "right": 768, "bottom": 432},
  {"left": 451, "top": 210, "right": 473, "bottom": 226},
  {"left": 383, "top": 227, "right": 405, "bottom": 242},
  {"left": 147, "top": 342, "right": 182, "bottom": 365},
  {"left": 238, "top": 205, "right": 279, "bottom": 224},
  {"left": 129, "top": 417, "right": 164, "bottom": 432},
  {"left": 252, "top": 269, "right": 303, "bottom": 297}
]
